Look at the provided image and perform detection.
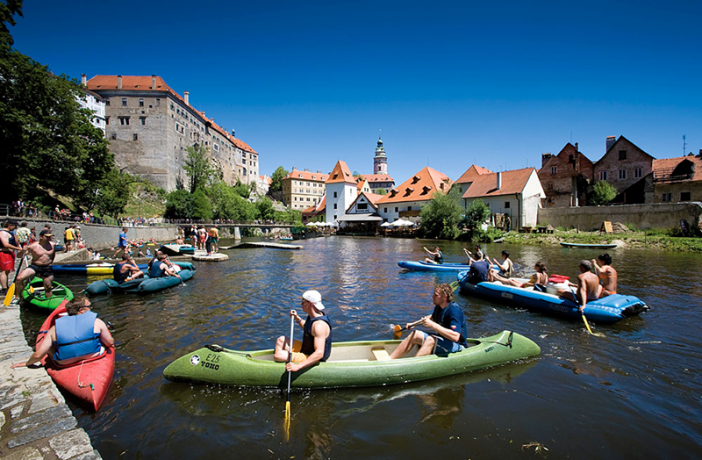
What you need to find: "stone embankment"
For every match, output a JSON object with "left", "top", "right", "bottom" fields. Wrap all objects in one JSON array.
[{"left": 0, "top": 305, "right": 101, "bottom": 459}]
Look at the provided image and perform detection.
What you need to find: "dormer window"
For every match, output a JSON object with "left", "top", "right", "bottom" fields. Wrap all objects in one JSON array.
[
  {"left": 390, "top": 189, "right": 398, "bottom": 197},
  {"left": 404, "top": 187, "right": 414, "bottom": 196},
  {"left": 421, "top": 185, "right": 433, "bottom": 195},
  {"left": 412, "top": 175, "right": 420, "bottom": 183}
]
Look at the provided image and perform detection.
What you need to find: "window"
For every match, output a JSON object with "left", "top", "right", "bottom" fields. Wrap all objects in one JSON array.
[
  {"left": 619, "top": 150, "right": 627, "bottom": 160},
  {"left": 122, "top": 98, "right": 127, "bottom": 107},
  {"left": 358, "top": 203, "right": 368, "bottom": 210},
  {"left": 133, "top": 133, "right": 138, "bottom": 141},
  {"left": 505, "top": 202, "right": 510, "bottom": 209},
  {"left": 333, "top": 204, "right": 337, "bottom": 209},
  {"left": 334, "top": 192, "right": 338, "bottom": 198},
  {"left": 599, "top": 171, "right": 607, "bottom": 181},
  {"left": 634, "top": 167, "right": 643, "bottom": 178},
  {"left": 551, "top": 166, "right": 557, "bottom": 175},
  {"left": 105, "top": 99, "right": 110, "bottom": 106},
  {"left": 119, "top": 117, "right": 130, "bottom": 126},
  {"left": 384, "top": 208, "right": 387, "bottom": 213},
  {"left": 111, "top": 133, "right": 116, "bottom": 140},
  {"left": 139, "top": 98, "right": 144, "bottom": 107},
  {"left": 407, "top": 206, "right": 412, "bottom": 211},
  {"left": 681, "top": 192, "right": 691, "bottom": 201},
  {"left": 662, "top": 193, "right": 672, "bottom": 202},
  {"left": 619, "top": 169, "right": 627, "bottom": 180},
  {"left": 106, "top": 116, "right": 110, "bottom": 125},
  {"left": 395, "top": 207, "right": 398, "bottom": 212},
  {"left": 140, "top": 117, "right": 146, "bottom": 125}
]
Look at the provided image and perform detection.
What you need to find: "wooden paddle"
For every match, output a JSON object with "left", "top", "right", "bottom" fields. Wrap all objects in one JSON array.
[
  {"left": 283, "top": 313, "right": 295, "bottom": 441},
  {"left": 4, "top": 256, "right": 27, "bottom": 306},
  {"left": 392, "top": 318, "right": 424, "bottom": 340}
]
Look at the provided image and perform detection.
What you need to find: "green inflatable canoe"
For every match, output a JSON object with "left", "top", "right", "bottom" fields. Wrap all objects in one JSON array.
[
  {"left": 21, "top": 278, "right": 74, "bottom": 311},
  {"left": 163, "top": 330, "right": 540, "bottom": 389}
]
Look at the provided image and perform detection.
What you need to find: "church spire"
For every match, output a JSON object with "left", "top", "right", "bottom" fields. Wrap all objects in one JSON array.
[{"left": 373, "top": 130, "right": 388, "bottom": 175}]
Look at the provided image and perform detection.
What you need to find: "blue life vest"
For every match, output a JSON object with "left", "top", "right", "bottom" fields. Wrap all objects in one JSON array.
[
  {"left": 53, "top": 311, "right": 101, "bottom": 362},
  {"left": 300, "top": 314, "right": 332, "bottom": 361},
  {"left": 149, "top": 261, "right": 164, "bottom": 278}
]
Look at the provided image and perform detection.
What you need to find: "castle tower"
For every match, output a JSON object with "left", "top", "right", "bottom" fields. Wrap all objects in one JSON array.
[{"left": 374, "top": 130, "right": 388, "bottom": 175}]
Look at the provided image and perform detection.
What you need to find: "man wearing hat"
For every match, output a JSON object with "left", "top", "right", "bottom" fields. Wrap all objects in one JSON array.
[
  {"left": 14, "top": 229, "right": 57, "bottom": 304},
  {"left": 274, "top": 290, "right": 332, "bottom": 372},
  {"left": 0, "top": 219, "right": 21, "bottom": 295}
]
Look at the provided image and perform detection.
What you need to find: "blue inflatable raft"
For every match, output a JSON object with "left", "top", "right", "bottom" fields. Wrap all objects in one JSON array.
[{"left": 456, "top": 271, "right": 648, "bottom": 324}]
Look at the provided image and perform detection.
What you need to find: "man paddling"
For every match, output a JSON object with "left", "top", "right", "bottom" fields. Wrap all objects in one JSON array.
[
  {"left": 390, "top": 284, "right": 467, "bottom": 359},
  {"left": 274, "top": 290, "right": 332, "bottom": 372},
  {"left": 14, "top": 230, "right": 57, "bottom": 304},
  {"left": 557, "top": 260, "right": 602, "bottom": 311},
  {"left": 11, "top": 296, "right": 113, "bottom": 368}
]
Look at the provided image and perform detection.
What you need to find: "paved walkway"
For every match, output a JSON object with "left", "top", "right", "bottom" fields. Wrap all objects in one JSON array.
[{"left": 0, "top": 304, "right": 101, "bottom": 459}]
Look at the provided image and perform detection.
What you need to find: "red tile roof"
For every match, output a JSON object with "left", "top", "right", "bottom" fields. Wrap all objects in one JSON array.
[
  {"left": 285, "top": 169, "right": 329, "bottom": 182},
  {"left": 461, "top": 167, "right": 536, "bottom": 199},
  {"left": 302, "top": 195, "right": 326, "bottom": 213},
  {"left": 87, "top": 75, "right": 257, "bottom": 154},
  {"left": 326, "top": 161, "right": 356, "bottom": 184},
  {"left": 377, "top": 166, "right": 452, "bottom": 204},
  {"left": 359, "top": 173, "right": 394, "bottom": 182},
  {"left": 455, "top": 165, "right": 493, "bottom": 184},
  {"left": 652, "top": 155, "right": 702, "bottom": 182}
]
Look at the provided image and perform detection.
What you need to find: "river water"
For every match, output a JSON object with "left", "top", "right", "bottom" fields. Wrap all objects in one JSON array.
[{"left": 20, "top": 236, "right": 702, "bottom": 459}]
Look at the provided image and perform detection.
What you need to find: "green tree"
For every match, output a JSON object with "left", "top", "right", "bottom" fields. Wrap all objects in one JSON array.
[
  {"left": 0, "top": 18, "right": 117, "bottom": 204},
  {"left": 464, "top": 199, "right": 491, "bottom": 231},
  {"left": 94, "top": 169, "right": 132, "bottom": 218},
  {"left": 191, "top": 188, "right": 213, "bottom": 220},
  {"left": 590, "top": 180, "right": 617, "bottom": 205},
  {"left": 232, "top": 179, "right": 250, "bottom": 198},
  {"left": 420, "top": 186, "right": 463, "bottom": 239},
  {"left": 183, "top": 144, "right": 219, "bottom": 193},
  {"left": 209, "top": 182, "right": 257, "bottom": 221},
  {"left": 270, "top": 166, "right": 288, "bottom": 192},
  {"left": 376, "top": 188, "right": 387, "bottom": 195},
  {"left": 256, "top": 197, "right": 276, "bottom": 221},
  {"left": 164, "top": 189, "right": 193, "bottom": 219}
]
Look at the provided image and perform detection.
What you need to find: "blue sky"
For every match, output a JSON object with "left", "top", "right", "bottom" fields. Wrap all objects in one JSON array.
[{"left": 10, "top": 0, "right": 702, "bottom": 183}]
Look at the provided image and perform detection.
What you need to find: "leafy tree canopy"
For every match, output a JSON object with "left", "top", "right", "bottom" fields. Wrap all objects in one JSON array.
[
  {"left": 590, "top": 180, "right": 617, "bottom": 206},
  {"left": 183, "top": 144, "right": 220, "bottom": 193},
  {"left": 270, "top": 166, "right": 288, "bottom": 192},
  {"left": 464, "top": 199, "right": 491, "bottom": 231},
  {"left": 420, "top": 186, "right": 463, "bottom": 239}
]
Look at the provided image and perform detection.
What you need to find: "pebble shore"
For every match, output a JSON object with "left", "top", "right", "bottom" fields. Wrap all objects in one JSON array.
[{"left": 0, "top": 305, "right": 101, "bottom": 459}]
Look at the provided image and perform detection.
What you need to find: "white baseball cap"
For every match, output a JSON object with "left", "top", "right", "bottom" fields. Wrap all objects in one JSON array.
[{"left": 302, "top": 290, "right": 325, "bottom": 310}]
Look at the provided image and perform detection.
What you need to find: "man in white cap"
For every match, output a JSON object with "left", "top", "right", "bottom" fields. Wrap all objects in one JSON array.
[{"left": 274, "top": 290, "right": 332, "bottom": 372}]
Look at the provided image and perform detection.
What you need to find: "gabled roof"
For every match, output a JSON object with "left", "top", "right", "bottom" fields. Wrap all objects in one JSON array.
[
  {"left": 598, "top": 135, "right": 655, "bottom": 163},
  {"left": 357, "top": 180, "right": 368, "bottom": 191},
  {"left": 455, "top": 165, "right": 493, "bottom": 184},
  {"left": 87, "top": 75, "right": 257, "bottom": 154},
  {"left": 302, "top": 195, "right": 326, "bottom": 214},
  {"left": 284, "top": 169, "right": 329, "bottom": 182},
  {"left": 347, "top": 191, "right": 383, "bottom": 212},
  {"left": 462, "top": 167, "right": 537, "bottom": 199},
  {"left": 652, "top": 155, "right": 702, "bottom": 182},
  {"left": 326, "top": 161, "right": 356, "bottom": 184},
  {"left": 359, "top": 173, "right": 394, "bottom": 183},
  {"left": 377, "top": 166, "right": 452, "bottom": 204}
]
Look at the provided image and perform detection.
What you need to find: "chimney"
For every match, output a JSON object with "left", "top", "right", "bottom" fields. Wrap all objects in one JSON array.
[
  {"left": 574, "top": 142, "right": 579, "bottom": 152},
  {"left": 231, "top": 130, "right": 235, "bottom": 137},
  {"left": 292, "top": 167, "right": 297, "bottom": 171},
  {"left": 117, "top": 75, "right": 122, "bottom": 89},
  {"left": 542, "top": 153, "right": 552, "bottom": 167},
  {"left": 184, "top": 91, "right": 189, "bottom": 105},
  {"left": 151, "top": 75, "right": 156, "bottom": 90},
  {"left": 606, "top": 136, "right": 616, "bottom": 152},
  {"left": 81, "top": 74, "right": 87, "bottom": 86},
  {"left": 497, "top": 171, "right": 502, "bottom": 190},
  {"left": 304, "top": 168, "right": 309, "bottom": 172}
]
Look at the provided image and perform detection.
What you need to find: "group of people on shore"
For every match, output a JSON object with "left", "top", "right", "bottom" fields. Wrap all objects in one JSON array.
[{"left": 188, "top": 225, "right": 219, "bottom": 255}]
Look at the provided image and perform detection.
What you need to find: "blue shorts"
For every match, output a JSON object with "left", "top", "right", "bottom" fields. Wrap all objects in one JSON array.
[{"left": 420, "top": 332, "right": 464, "bottom": 355}]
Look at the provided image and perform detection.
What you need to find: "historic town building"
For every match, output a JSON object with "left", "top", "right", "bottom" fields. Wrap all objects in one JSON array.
[
  {"left": 325, "top": 160, "right": 358, "bottom": 223},
  {"left": 646, "top": 151, "right": 702, "bottom": 203},
  {"left": 376, "top": 166, "right": 452, "bottom": 223},
  {"left": 282, "top": 167, "right": 328, "bottom": 211},
  {"left": 79, "top": 75, "right": 106, "bottom": 134},
  {"left": 358, "top": 134, "right": 394, "bottom": 194},
  {"left": 538, "top": 143, "right": 594, "bottom": 207},
  {"left": 593, "top": 136, "right": 654, "bottom": 204},
  {"left": 86, "top": 75, "right": 258, "bottom": 192}
]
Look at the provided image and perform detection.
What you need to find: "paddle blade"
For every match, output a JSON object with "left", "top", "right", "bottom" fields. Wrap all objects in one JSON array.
[
  {"left": 3, "top": 284, "right": 15, "bottom": 306},
  {"left": 449, "top": 281, "right": 459, "bottom": 292},
  {"left": 581, "top": 312, "right": 594, "bottom": 335},
  {"left": 284, "top": 401, "right": 291, "bottom": 441},
  {"left": 392, "top": 324, "right": 403, "bottom": 340}
]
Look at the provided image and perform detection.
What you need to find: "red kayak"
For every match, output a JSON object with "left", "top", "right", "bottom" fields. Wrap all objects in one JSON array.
[{"left": 37, "top": 300, "right": 115, "bottom": 411}]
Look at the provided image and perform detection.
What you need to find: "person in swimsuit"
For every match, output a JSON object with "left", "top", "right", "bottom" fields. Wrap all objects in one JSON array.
[
  {"left": 423, "top": 246, "right": 443, "bottom": 264},
  {"left": 495, "top": 261, "right": 548, "bottom": 289},
  {"left": 558, "top": 260, "right": 602, "bottom": 311},
  {"left": 492, "top": 250, "right": 514, "bottom": 278},
  {"left": 15, "top": 230, "right": 57, "bottom": 302},
  {"left": 274, "top": 290, "right": 332, "bottom": 372},
  {"left": 592, "top": 253, "right": 617, "bottom": 296}
]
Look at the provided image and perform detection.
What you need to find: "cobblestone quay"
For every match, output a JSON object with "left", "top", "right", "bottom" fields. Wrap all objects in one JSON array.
[{"left": 0, "top": 305, "right": 101, "bottom": 459}]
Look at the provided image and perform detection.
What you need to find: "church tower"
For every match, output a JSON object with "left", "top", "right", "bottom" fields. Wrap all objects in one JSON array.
[{"left": 373, "top": 130, "right": 388, "bottom": 175}]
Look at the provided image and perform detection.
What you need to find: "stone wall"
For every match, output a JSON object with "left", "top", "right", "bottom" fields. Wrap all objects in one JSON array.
[{"left": 537, "top": 202, "right": 702, "bottom": 230}]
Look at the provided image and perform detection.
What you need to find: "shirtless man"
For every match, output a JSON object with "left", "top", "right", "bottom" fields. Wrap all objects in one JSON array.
[
  {"left": 558, "top": 260, "right": 602, "bottom": 311},
  {"left": 206, "top": 226, "right": 219, "bottom": 255},
  {"left": 15, "top": 230, "right": 56, "bottom": 302},
  {"left": 592, "top": 253, "right": 617, "bottom": 296},
  {"left": 198, "top": 226, "right": 207, "bottom": 250}
]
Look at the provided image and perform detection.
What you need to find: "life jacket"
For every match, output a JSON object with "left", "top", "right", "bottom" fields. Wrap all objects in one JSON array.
[
  {"left": 53, "top": 312, "right": 101, "bottom": 362},
  {"left": 0, "top": 229, "right": 16, "bottom": 248},
  {"left": 150, "top": 261, "right": 165, "bottom": 278},
  {"left": 113, "top": 262, "right": 128, "bottom": 283},
  {"left": 300, "top": 315, "right": 332, "bottom": 361}
]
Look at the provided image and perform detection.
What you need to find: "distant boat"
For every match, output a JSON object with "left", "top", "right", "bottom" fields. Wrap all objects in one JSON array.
[{"left": 560, "top": 242, "right": 618, "bottom": 249}]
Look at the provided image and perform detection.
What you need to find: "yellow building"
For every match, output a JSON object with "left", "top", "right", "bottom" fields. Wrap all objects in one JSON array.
[{"left": 282, "top": 167, "right": 329, "bottom": 210}]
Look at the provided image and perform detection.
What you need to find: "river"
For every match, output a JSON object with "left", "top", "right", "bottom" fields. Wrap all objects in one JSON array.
[{"left": 20, "top": 236, "right": 702, "bottom": 459}]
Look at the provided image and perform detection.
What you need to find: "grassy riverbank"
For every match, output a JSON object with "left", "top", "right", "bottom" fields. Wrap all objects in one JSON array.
[{"left": 501, "top": 229, "right": 702, "bottom": 252}]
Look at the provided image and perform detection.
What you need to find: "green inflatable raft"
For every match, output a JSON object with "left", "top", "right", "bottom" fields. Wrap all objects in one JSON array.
[
  {"left": 21, "top": 278, "right": 74, "bottom": 311},
  {"left": 163, "top": 330, "right": 540, "bottom": 389}
]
